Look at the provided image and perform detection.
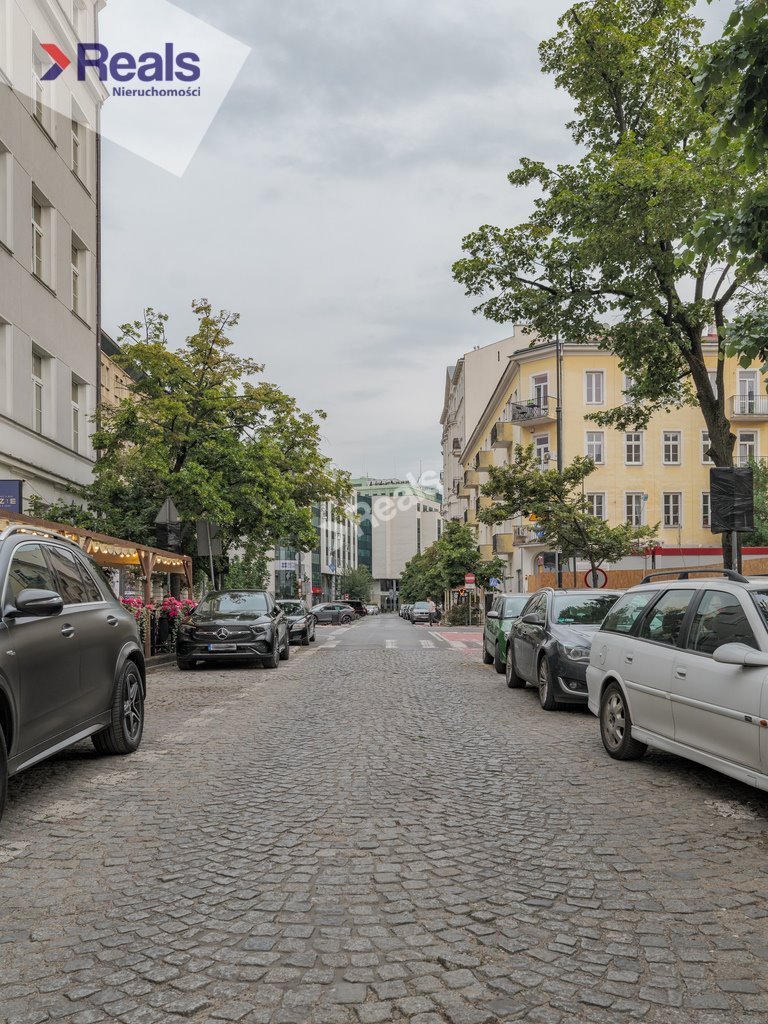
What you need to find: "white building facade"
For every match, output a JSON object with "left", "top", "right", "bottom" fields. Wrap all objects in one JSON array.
[{"left": 0, "top": 1, "right": 107, "bottom": 511}]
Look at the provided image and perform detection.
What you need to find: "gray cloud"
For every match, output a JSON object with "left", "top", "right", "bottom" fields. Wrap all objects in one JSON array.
[{"left": 101, "top": 0, "right": 733, "bottom": 482}]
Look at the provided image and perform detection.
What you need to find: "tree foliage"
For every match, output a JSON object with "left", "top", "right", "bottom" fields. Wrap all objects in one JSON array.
[
  {"left": 480, "top": 446, "right": 658, "bottom": 582},
  {"left": 77, "top": 301, "right": 350, "bottom": 567},
  {"left": 399, "top": 522, "right": 480, "bottom": 602},
  {"left": 337, "top": 566, "right": 373, "bottom": 602},
  {"left": 453, "top": 0, "right": 768, "bottom": 476}
]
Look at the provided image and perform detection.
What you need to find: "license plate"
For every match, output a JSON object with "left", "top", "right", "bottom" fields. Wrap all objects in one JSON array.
[{"left": 208, "top": 643, "right": 237, "bottom": 652}]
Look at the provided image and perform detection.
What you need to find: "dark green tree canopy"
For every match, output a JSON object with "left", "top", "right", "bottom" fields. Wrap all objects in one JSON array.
[{"left": 453, "top": 0, "right": 768, "bottom": 476}]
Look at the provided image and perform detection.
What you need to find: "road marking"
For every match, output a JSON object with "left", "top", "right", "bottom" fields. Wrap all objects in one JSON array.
[
  {"left": 385, "top": 639, "right": 396, "bottom": 650},
  {"left": 420, "top": 639, "right": 435, "bottom": 649},
  {"left": 448, "top": 641, "right": 465, "bottom": 650},
  {"left": 325, "top": 641, "right": 339, "bottom": 649}
]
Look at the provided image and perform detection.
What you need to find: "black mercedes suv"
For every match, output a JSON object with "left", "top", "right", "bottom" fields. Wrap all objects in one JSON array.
[
  {"left": 176, "top": 590, "right": 290, "bottom": 670},
  {"left": 0, "top": 526, "right": 146, "bottom": 824}
]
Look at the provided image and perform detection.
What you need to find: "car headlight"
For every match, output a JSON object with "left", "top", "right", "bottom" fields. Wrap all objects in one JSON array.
[
  {"left": 557, "top": 642, "right": 591, "bottom": 662},
  {"left": 179, "top": 624, "right": 195, "bottom": 638}
]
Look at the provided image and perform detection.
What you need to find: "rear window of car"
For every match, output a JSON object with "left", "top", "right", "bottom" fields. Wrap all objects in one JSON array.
[
  {"left": 553, "top": 593, "right": 621, "bottom": 625},
  {"left": 602, "top": 590, "right": 660, "bottom": 635}
]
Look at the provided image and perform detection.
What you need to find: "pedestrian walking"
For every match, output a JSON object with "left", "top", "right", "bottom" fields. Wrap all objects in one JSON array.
[{"left": 427, "top": 596, "right": 437, "bottom": 626}]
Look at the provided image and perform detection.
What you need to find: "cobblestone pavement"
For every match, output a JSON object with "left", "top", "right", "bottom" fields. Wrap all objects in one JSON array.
[{"left": 2, "top": 615, "right": 768, "bottom": 1024}]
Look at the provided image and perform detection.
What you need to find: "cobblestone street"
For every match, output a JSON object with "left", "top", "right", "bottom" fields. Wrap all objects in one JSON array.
[{"left": 2, "top": 614, "right": 768, "bottom": 1024}]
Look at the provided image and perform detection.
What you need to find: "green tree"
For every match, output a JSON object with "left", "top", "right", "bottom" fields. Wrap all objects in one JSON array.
[
  {"left": 224, "top": 551, "right": 271, "bottom": 591},
  {"left": 453, "top": 0, "right": 768, "bottom": 567},
  {"left": 399, "top": 522, "right": 482, "bottom": 602},
  {"left": 480, "top": 446, "right": 658, "bottom": 584},
  {"left": 740, "top": 458, "right": 768, "bottom": 547},
  {"left": 78, "top": 301, "right": 349, "bottom": 573},
  {"left": 337, "top": 566, "right": 373, "bottom": 602}
]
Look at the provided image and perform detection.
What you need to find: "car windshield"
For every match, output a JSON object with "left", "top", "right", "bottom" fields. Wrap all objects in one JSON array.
[
  {"left": 413, "top": 602, "right": 430, "bottom": 610},
  {"left": 553, "top": 593, "right": 620, "bottom": 625},
  {"left": 503, "top": 596, "right": 529, "bottom": 617},
  {"left": 195, "top": 592, "right": 269, "bottom": 619}
]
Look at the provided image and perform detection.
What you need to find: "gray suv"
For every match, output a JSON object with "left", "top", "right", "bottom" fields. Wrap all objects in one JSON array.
[{"left": 0, "top": 526, "right": 146, "bottom": 823}]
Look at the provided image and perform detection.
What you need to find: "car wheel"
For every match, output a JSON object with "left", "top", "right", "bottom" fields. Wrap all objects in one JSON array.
[
  {"left": 280, "top": 633, "right": 290, "bottom": 660},
  {"left": 92, "top": 661, "right": 145, "bottom": 756},
  {"left": 309, "top": 622, "right": 316, "bottom": 642},
  {"left": 493, "top": 642, "right": 505, "bottom": 675},
  {"left": 506, "top": 649, "right": 526, "bottom": 688},
  {"left": 482, "top": 641, "right": 493, "bottom": 665},
  {"left": 537, "top": 656, "right": 558, "bottom": 711},
  {"left": 301, "top": 627, "right": 310, "bottom": 646},
  {"left": 176, "top": 659, "right": 194, "bottom": 671},
  {"left": 341, "top": 616, "right": 352, "bottom": 625},
  {"left": 263, "top": 641, "right": 280, "bottom": 670},
  {"left": 600, "top": 682, "right": 647, "bottom": 760},
  {"left": 0, "top": 727, "right": 7, "bottom": 824}
]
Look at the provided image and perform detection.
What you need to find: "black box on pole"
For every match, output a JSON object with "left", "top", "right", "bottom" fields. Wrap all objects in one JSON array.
[{"left": 709, "top": 467, "right": 754, "bottom": 533}]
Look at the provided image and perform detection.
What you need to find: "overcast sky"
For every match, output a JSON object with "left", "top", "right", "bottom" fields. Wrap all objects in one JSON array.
[{"left": 101, "top": 0, "right": 733, "bottom": 484}]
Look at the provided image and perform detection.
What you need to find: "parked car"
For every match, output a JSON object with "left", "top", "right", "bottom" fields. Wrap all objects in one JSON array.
[
  {"left": 506, "top": 588, "right": 622, "bottom": 709},
  {"left": 483, "top": 593, "right": 530, "bottom": 673},
  {"left": 276, "top": 599, "right": 316, "bottom": 646},
  {"left": 344, "top": 599, "right": 368, "bottom": 617},
  {"left": 365, "top": 605, "right": 380, "bottom": 615},
  {"left": 399, "top": 604, "right": 412, "bottom": 619},
  {"left": 587, "top": 569, "right": 768, "bottom": 792},
  {"left": 312, "top": 602, "right": 356, "bottom": 625},
  {"left": 409, "top": 601, "right": 433, "bottom": 625},
  {"left": 0, "top": 525, "right": 146, "bottom": 823},
  {"left": 176, "top": 590, "right": 290, "bottom": 670}
]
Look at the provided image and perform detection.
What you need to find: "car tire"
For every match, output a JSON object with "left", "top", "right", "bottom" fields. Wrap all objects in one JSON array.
[
  {"left": 0, "top": 727, "right": 7, "bottom": 824},
  {"left": 176, "top": 659, "right": 194, "bottom": 671},
  {"left": 341, "top": 616, "right": 352, "bottom": 625},
  {"left": 600, "top": 682, "right": 647, "bottom": 760},
  {"left": 537, "top": 656, "right": 558, "bottom": 711},
  {"left": 263, "top": 641, "right": 280, "bottom": 670},
  {"left": 92, "top": 660, "right": 145, "bottom": 756},
  {"left": 309, "top": 623, "right": 316, "bottom": 642},
  {"left": 493, "top": 642, "right": 505, "bottom": 675},
  {"left": 302, "top": 627, "right": 310, "bottom": 646},
  {"left": 280, "top": 634, "right": 290, "bottom": 661},
  {"left": 505, "top": 649, "right": 526, "bottom": 688},
  {"left": 482, "top": 642, "right": 493, "bottom": 665}
]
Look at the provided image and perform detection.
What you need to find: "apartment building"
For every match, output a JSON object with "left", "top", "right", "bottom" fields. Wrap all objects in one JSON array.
[
  {"left": 100, "top": 331, "right": 133, "bottom": 408},
  {"left": 440, "top": 328, "right": 537, "bottom": 522},
  {"left": 459, "top": 338, "right": 768, "bottom": 591},
  {"left": 0, "top": 1, "right": 108, "bottom": 510},
  {"left": 268, "top": 498, "right": 359, "bottom": 602},
  {"left": 353, "top": 477, "right": 442, "bottom": 609}
]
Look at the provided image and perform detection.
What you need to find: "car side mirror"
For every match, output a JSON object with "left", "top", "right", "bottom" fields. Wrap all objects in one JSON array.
[
  {"left": 487, "top": 610, "right": 499, "bottom": 620},
  {"left": 713, "top": 643, "right": 768, "bottom": 668},
  {"left": 522, "top": 613, "right": 543, "bottom": 625},
  {"left": 7, "top": 589, "right": 64, "bottom": 618}
]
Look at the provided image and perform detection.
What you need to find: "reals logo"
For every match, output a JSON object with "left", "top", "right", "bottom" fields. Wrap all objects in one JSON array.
[{"left": 41, "top": 43, "right": 201, "bottom": 84}]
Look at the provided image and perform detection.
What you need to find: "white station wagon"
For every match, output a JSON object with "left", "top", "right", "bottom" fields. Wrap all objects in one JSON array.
[{"left": 587, "top": 570, "right": 768, "bottom": 792}]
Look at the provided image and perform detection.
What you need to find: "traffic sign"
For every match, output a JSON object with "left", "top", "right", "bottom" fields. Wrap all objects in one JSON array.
[
  {"left": 584, "top": 568, "right": 608, "bottom": 589},
  {"left": 465, "top": 572, "right": 476, "bottom": 592}
]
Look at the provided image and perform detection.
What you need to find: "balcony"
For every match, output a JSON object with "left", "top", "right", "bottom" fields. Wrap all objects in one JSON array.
[
  {"left": 474, "top": 450, "right": 495, "bottom": 472},
  {"left": 463, "top": 469, "right": 481, "bottom": 491},
  {"left": 491, "top": 421, "right": 515, "bottom": 448},
  {"left": 506, "top": 399, "right": 556, "bottom": 425},
  {"left": 731, "top": 395, "right": 768, "bottom": 418},
  {"left": 464, "top": 507, "right": 478, "bottom": 527},
  {"left": 479, "top": 544, "right": 494, "bottom": 561},
  {"left": 492, "top": 533, "right": 515, "bottom": 554}
]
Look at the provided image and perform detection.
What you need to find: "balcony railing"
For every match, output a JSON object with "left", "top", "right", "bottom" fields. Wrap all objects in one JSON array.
[
  {"left": 506, "top": 400, "right": 554, "bottom": 424},
  {"left": 731, "top": 395, "right": 768, "bottom": 417},
  {"left": 735, "top": 455, "right": 768, "bottom": 467}
]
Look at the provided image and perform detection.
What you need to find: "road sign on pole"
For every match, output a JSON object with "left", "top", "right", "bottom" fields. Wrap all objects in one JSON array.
[
  {"left": 584, "top": 568, "right": 608, "bottom": 589},
  {"left": 465, "top": 572, "right": 476, "bottom": 592}
]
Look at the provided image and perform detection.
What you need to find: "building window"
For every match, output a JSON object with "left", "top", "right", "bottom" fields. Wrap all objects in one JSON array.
[
  {"left": 71, "top": 378, "right": 80, "bottom": 451},
  {"left": 708, "top": 370, "right": 718, "bottom": 399},
  {"left": 738, "top": 430, "right": 757, "bottom": 467},
  {"left": 585, "top": 371, "right": 604, "bottom": 404},
  {"left": 625, "top": 432, "right": 643, "bottom": 465},
  {"left": 71, "top": 237, "right": 87, "bottom": 317},
  {"left": 663, "top": 492, "right": 682, "bottom": 528},
  {"left": 702, "top": 492, "right": 711, "bottom": 529},
  {"left": 531, "top": 373, "right": 549, "bottom": 407},
  {"left": 32, "top": 351, "right": 44, "bottom": 433},
  {"left": 32, "top": 199, "right": 44, "bottom": 277},
  {"left": 586, "top": 493, "right": 606, "bottom": 520},
  {"left": 622, "top": 374, "right": 634, "bottom": 395},
  {"left": 662, "top": 431, "right": 681, "bottom": 465},
  {"left": 32, "top": 40, "right": 45, "bottom": 123},
  {"left": 71, "top": 117, "right": 81, "bottom": 178},
  {"left": 701, "top": 431, "right": 713, "bottom": 464},
  {"left": 0, "top": 143, "right": 10, "bottom": 249},
  {"left": 585, "top": 431, "right": 604, "bottom": 464},
  {"left": 535, "top": 434, "right": 550, "bottom": 469},
  {"left": 625, "top": 492, "right": 644, "bottom": 527},
  {"left": 416, "top": 519, "right": 421, "bottom": 555}
]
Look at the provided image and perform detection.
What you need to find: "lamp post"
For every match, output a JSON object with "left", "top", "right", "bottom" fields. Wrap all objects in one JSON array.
[{"left": 555, "top": 334, "right": 564, "bottom": 588}]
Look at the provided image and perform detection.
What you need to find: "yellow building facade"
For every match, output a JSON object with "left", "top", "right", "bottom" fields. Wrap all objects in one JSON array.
[{"left": 459, "top": 339, "right": 768, "bottom": 591}]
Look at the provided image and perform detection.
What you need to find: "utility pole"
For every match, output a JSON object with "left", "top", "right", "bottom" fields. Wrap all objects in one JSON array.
[{"left": 555, "top": 334, "right": 564, "bottom": 588}]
